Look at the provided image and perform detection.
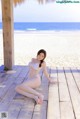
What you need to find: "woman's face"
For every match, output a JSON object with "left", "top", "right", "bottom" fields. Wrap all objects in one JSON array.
[{"left": 37, "top": 53, "right": 45, "bottom": 61}]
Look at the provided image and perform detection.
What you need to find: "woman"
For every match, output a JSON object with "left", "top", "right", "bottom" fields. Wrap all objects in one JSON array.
[{"left": 15, "top": 49, "right": 55, "bottom": 104}]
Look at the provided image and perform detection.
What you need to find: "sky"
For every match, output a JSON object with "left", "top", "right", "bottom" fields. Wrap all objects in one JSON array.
[{"left": 0, "top": 0, "right": 80, "bottom": 22}]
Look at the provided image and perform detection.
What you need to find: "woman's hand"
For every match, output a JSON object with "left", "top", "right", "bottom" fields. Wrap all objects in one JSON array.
[{"left": 49, "top": 77, "right": 58, "bottom": 84}]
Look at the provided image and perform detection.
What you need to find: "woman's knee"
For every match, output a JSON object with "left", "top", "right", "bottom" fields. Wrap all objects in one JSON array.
[{"left": 15, "top": 84, "right": 27, "bottom": 91}]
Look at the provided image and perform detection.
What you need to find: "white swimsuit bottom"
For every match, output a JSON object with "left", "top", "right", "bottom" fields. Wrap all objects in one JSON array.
[{"left": 27, "top": 74, "right": 41, "bottom": 80}]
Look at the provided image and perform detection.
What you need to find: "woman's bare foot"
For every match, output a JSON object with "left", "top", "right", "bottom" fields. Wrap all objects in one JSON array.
[
  {"left": 35, "top": 97, "right": 42, "bottom": 104},
  {"left": 38, "top": 94, "right": 44, "bottom": 104},
  {"left": 35, "top": 94, "right": 44, "bottom": 104}
]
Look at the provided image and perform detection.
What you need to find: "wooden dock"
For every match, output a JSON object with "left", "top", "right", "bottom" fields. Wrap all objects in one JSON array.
[{"left": 0, "top": 65, "right": 80, "bottom": 119}]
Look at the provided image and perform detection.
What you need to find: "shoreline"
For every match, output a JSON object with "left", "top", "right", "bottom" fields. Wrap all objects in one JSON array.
[
  {"left": 0, "top": 30, "right": 80, "bottom": 67},
  {"left": 0, "top": 29, "right": 80, "bottom": 33}
]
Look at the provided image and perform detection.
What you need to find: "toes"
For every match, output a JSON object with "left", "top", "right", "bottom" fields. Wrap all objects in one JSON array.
[
  {"left": 35, "top": 95, "right": 44, "bottom": 105},
  {"left": 35, "top": 98, "right": 43, "bottom": 104},
  {"left": 39, "top": 95, "right": 44, "bottom": 101},
  {"left": 37, "top": 98, "right": 42, "bottom": 104}
]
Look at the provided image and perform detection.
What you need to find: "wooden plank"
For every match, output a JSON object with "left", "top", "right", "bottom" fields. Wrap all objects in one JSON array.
[
  {"left": 64, "top": 67, "right": 80, "bottom": 119},
  {"left": 0, "top": 65, "right": 18, "bottom": 83},
  {"left": 58, "top": 67, "right": 75, "bottom": 119},
  {"left": 32, "top": 101, "right": 47, "bottom": 119},
  {"left": 0, "top": 65, "right": 25, "bottom": 84},
  {"left": 0, "top": 101, "right": 10, "bottom": 112},
  {"left": 0, "top": 66, "right": 20, "bottom": 100},
  {"left": 40, "top": 101, "right": 47, "bottom": 119},
  {"left": 1, "top": 83, "right": 16, "bottom": 103},
  {"left": 57, "top": 67, "right": 70, "bottom": 101},
  {"left": 1, "top": 0, "right": 14, "bottom": 69},
  {"left": 8, "top": 98, "right": 35, "bottom": 119},
  {"left": 47, "top": 67, "right": 60, "bottom": 119},
  {"left": 5, "top": 66, "right": 29, "bottom": 85},
  {"left": 0, "top": 71, "right": 12, "bottom": 83},
  {"left": 0, "top": 66, "right": 28, "bottom": 88},
  {"left": 0, "top": 77, "right": 16, "bottom": 99},
  {"left": 0, "top": 83, "right": 17, "bottom": 112},
  {"left": 60, "top": 102, "right": 75, "bottom": 119},
  {"left": 0, "top": 65, "right": 4, "bottom": 72},
  {"left": 17, "top": 98, "right": 35, "bottom": 119},
  {"left": 0, "top": 65, "right": 5, "bottom": 79},
  {"left": 8, "top": 65, "right": 24, "bottom": 78},
  {"left": 8, "top": 99, "right": 25, "bottom": 119},
  {"left": 17, "top": 66, "right": 29, "bottom": 78},
  {"left": 0, "top": 66, "right": 28, "bottom": 99},
  {"left": 71, "top": 67, "right": 80, "bottom": 91}
]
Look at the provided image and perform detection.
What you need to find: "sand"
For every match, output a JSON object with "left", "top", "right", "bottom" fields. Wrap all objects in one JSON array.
[{"left": 0, "top": 30, "right": 80, "bottom": 67}]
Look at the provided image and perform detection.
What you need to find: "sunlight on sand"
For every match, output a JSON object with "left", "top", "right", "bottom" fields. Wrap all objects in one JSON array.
[{"left": 0, "top": 30, "right": 80, "bottom": 67}]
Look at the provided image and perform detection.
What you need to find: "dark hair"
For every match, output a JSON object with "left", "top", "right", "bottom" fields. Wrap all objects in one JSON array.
[{"left": 37, "top": 49, "right": 46, "bottom": 67}]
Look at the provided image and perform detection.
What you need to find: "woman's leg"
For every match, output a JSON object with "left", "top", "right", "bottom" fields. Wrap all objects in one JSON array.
[
  {"left": 15, "top": 77, "right": 44, "bottom": 104},
  {"left": 16, "top": 84, "right": 42, "bottom": 97},
  {"left": 15, "top": 87, "right": 41, "bottom": 104}
]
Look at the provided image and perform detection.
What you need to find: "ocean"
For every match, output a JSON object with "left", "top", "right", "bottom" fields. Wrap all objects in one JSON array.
[{"left": 0, "top": 22, "right": 80, "bottom": 31}]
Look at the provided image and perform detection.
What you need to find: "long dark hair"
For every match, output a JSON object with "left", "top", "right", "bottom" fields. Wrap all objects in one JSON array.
[{"left": 37, "top": 49, "right": 46, "bottom": 67}]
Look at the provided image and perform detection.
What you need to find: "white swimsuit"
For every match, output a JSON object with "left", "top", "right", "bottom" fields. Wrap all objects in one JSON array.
[
  {"left": 29, "top": 62, "right": 39, "bottom": 70},
  {"left": 28, "top": 61, "right": 41, "bottom": 80}
]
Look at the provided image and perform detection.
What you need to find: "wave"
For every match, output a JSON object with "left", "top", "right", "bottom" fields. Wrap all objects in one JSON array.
[{"left": 26, "top": 28, "right": 37, "bottom": 31}]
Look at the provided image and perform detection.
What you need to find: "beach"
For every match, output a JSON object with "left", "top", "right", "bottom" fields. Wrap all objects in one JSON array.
[{"left": 0, "top": 30, "right": 80, "bottom": 67}]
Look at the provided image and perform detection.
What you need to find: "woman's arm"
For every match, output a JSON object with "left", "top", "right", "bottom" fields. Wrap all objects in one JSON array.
[
  {"left": 42, "top": 62, "right": 57, "bottom": 84},
  {"left": 42, "top": 62, "right": 51, "bottom": 81}
]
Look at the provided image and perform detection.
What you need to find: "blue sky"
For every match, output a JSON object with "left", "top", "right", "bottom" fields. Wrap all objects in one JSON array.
[{"left": 0, "top": 0, "right": 80, "bottom": 22}]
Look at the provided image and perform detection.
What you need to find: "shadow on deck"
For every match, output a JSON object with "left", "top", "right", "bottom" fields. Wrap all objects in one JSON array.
[
  {"left": 0, "top": 65, "right": 80, "bottom": 119},
  {"left": 0, "top": 65, "right": 49, "bottom": 119}
]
